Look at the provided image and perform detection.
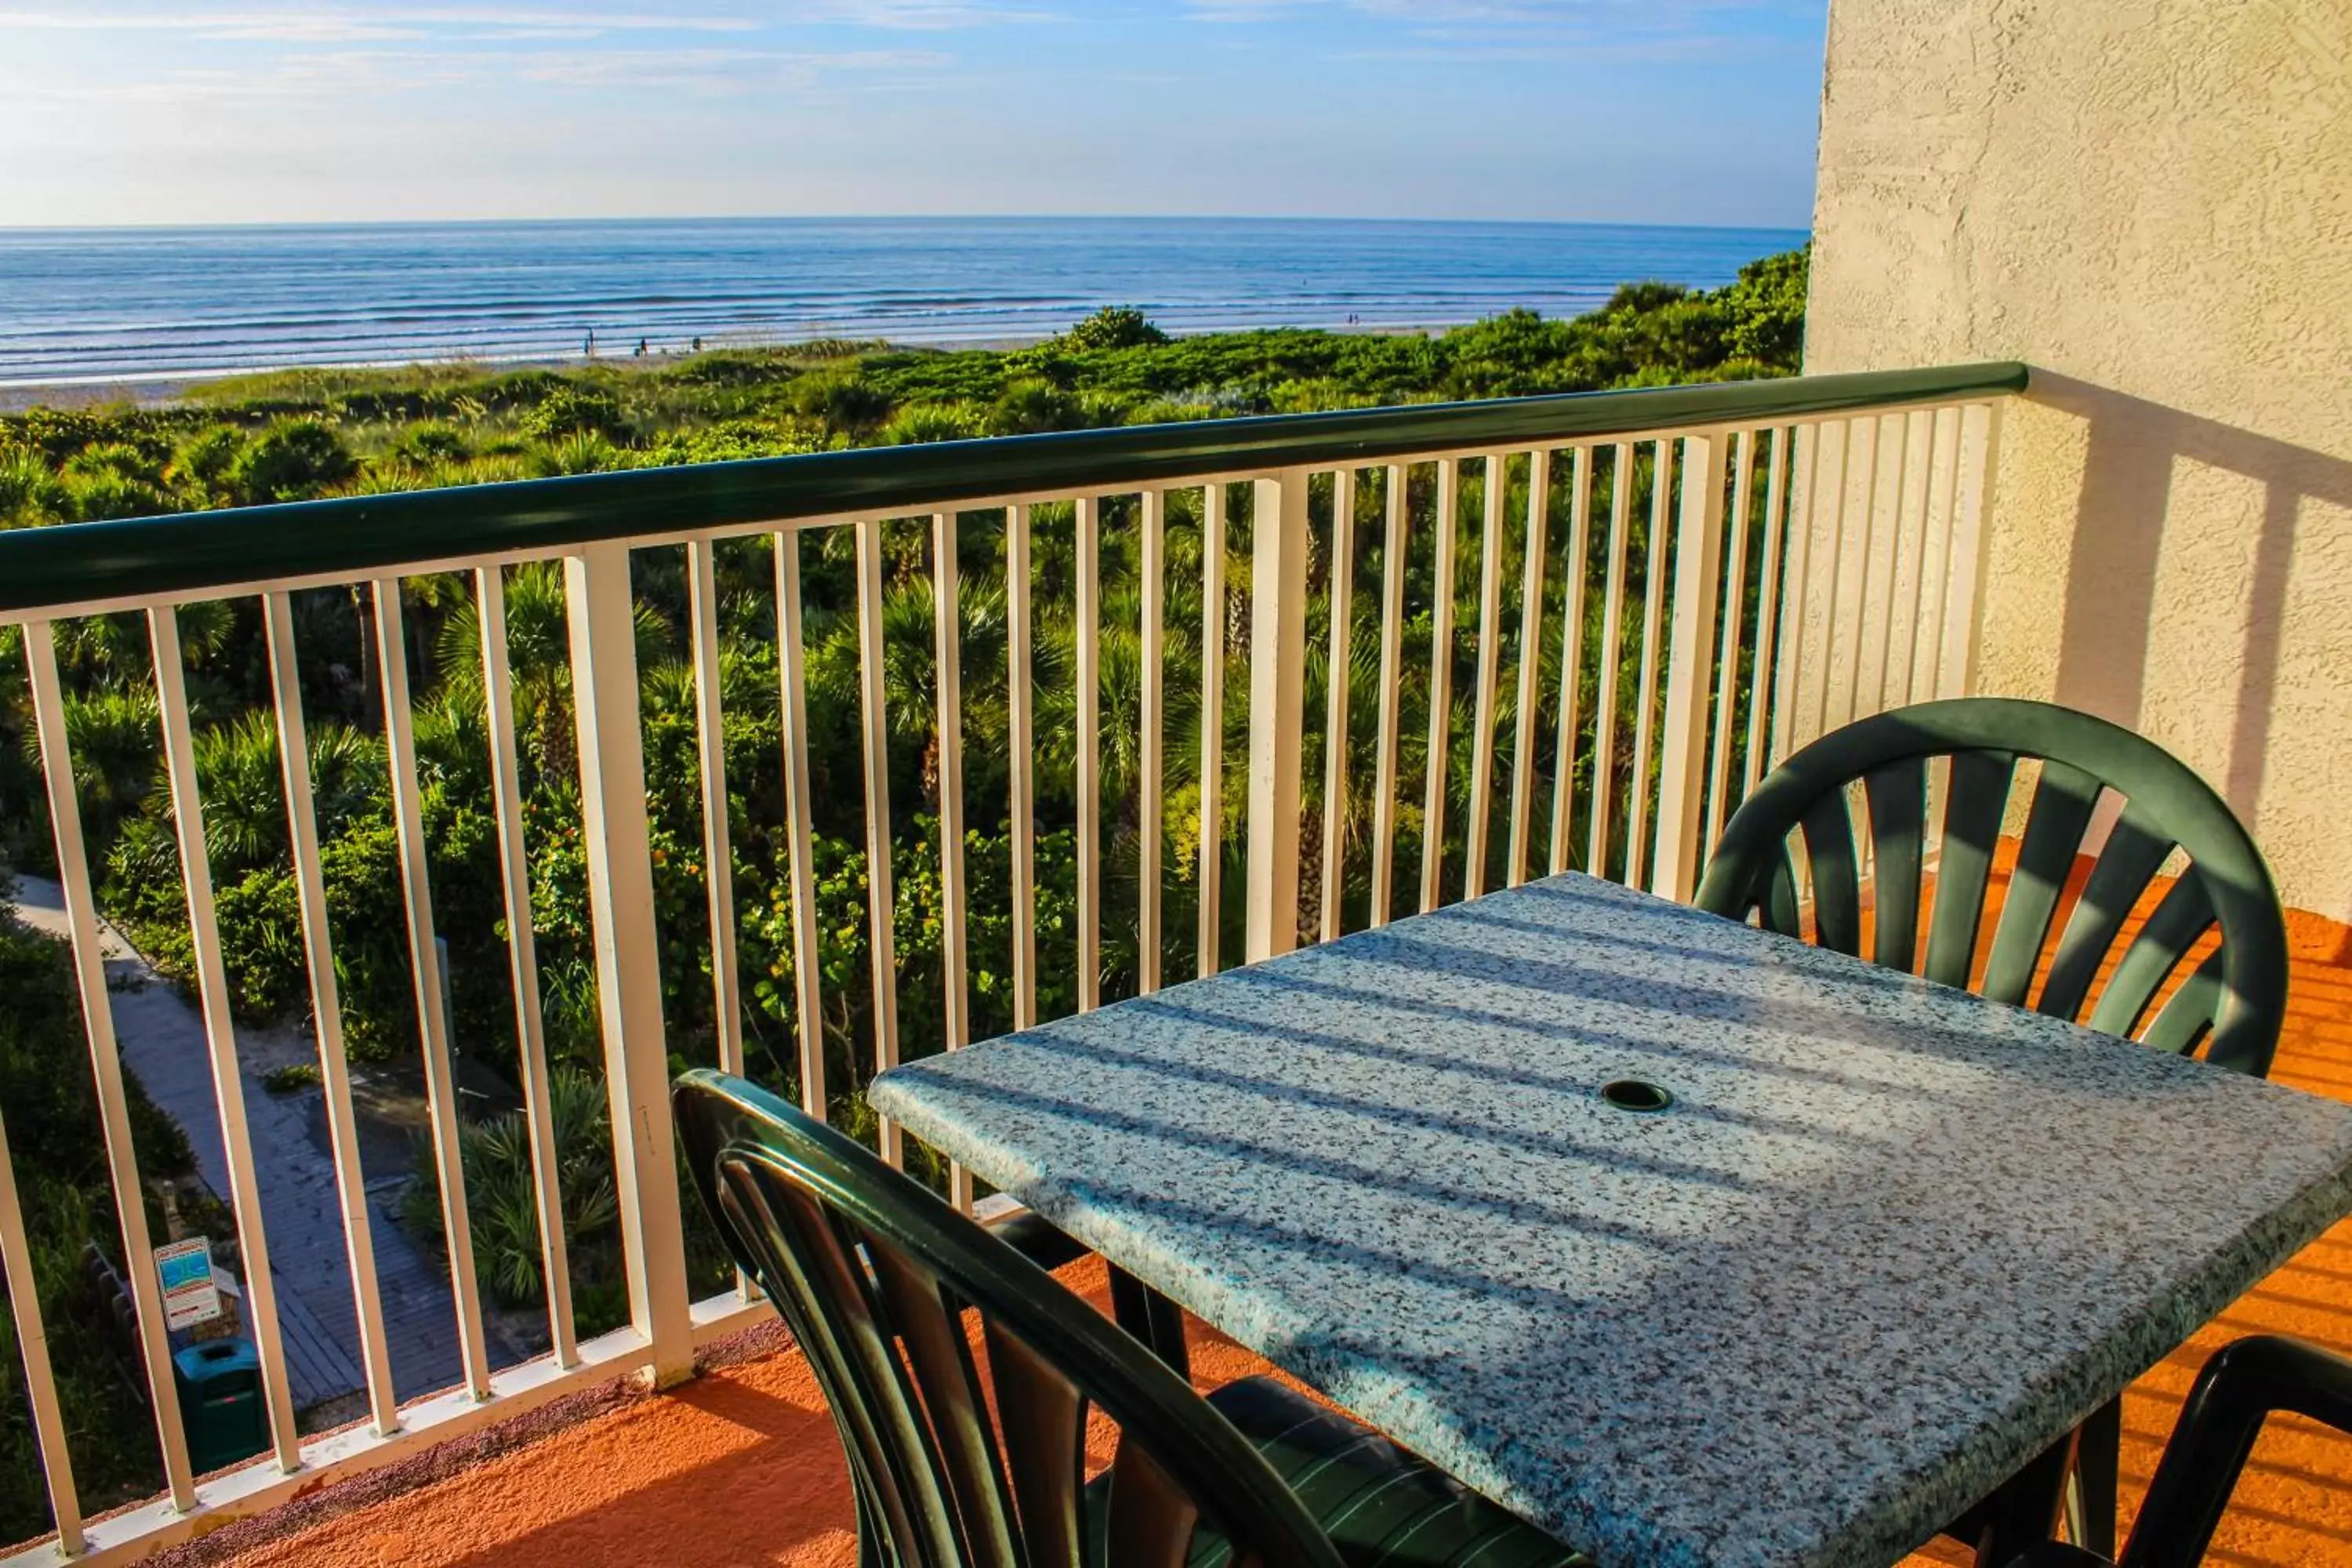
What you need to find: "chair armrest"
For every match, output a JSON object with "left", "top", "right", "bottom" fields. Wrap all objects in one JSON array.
[{"left": 2125, "top": 1335, "right": 2352, "bottom": 1568}]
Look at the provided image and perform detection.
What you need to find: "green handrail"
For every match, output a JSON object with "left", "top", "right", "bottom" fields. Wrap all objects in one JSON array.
[{"left": 0, "top": 361, "right": 2027, "bottom": 617}]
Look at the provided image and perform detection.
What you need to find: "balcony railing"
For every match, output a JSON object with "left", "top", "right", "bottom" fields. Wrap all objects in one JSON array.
[{"left": 0, "top": 360, "right": 2022, "bottom": 1563}]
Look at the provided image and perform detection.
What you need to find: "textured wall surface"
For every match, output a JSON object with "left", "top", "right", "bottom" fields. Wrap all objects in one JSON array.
[{"left": 1805, "top": 0, "right": 2352, "bottom": 919}]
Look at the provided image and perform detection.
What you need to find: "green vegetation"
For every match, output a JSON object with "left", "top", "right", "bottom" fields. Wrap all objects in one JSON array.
[
  {"left": 0, "top": 252, "right": 1805, "bottom": 1544},
  {"left": 0, "top": 893, "right": 197, "bottom": 1545},
  {"left": 258, "top": 1062, "right": 321, "bottom": 1094}
]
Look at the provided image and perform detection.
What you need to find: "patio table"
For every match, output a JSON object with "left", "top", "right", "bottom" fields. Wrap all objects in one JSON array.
[{"left": 868, "top": 873, "right": 2352, "bottom": 1568}]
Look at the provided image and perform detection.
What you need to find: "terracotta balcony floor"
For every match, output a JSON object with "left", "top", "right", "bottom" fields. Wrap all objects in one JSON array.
[{"left": 173, "top": 913, "right": 2352, "bottom": 1568}]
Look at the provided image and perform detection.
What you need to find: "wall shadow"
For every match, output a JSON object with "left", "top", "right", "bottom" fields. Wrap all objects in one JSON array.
[{"left": 2029, "top": 372, "right": 2352, "bottom": 918}]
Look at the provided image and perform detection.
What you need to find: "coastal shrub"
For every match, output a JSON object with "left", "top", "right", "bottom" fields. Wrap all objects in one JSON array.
[
  {"left": 518, "top": 385, "right": 627, "bottom": 441},
  {"left": 212, "top": 864, "right": 310, "bottom": 1019},
  {"left": 9, "top": 406, "right": 106, "bottom": 459},
  {"left": 230, "top": 419, "right": 358, "bottom": 504},
  {"left": 168, "top": 426, "right": 248, "bottom": 507},
  {"left": 524, "top": 430, "right": 627, "bottom": 477},
  {"left": 391, "top": 422, "right": 472, "bottom": 463},
  {"left": 1725, "top": 245, "right": 1809, "bottom": 367},
  {"left": 1058, "top": 305, "right": 1169, "bottom": 351},
  {"left": 401, "top": 1066, "right": 619, "bottom": 1310},
  {"left": 788, "top": 369, "right": 894, "bottom": 434},
  {"left": 1601, "top": 279, "right": 1691, "bottom": 315},
  {"left": 49, "top": 685, "right": 162, "bottom": 842},
  {"left": 987, "top": 376, "right": 1089, "bottom": 435},
  {"left": 639, "top": 417, "right": 825, "bottom": 466},
  {"left": 0, "top": 447, "right": 74, "bottom": 526},
  {"left": 883, "top": 401, "right": 983, "bottom": 445}
]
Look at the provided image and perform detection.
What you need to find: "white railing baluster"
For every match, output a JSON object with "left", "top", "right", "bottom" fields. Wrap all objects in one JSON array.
[
  {"left": 1588, "top": 444, "right": 1633, "bottom": 879},
  {"left": 1076, "top": 495, "right": 1102, "bottom": 1011},
  {"left": 1196, "top": 485, "right": 1226, "bottom": 974},
  {"left": 1246, "top": 470, "right": 1310, "bottom": 961},
  {"left": 563, "top": 544, "right": 693, "bottom": 1384},
  {"left": 1652, "top": 433, "right": 1730, "bottom": 902},
  {"left": 23, "top": 619, "right": 197, "bottom": 1510},
  {"left": 1748, "top": 427, "right": 1793, "bottom": 790},
  {"left": 151, "top": 604, "right": 303, "bottom": 1465},
  {"left": 1464, "top": 452, "right": 1508, "bottom": 899},
  {"left": 1368, "top": 466, "right": 1409, "bottom": 927},
  {"left": 681, "top": 538, "right": 755, "bottom": 1341},
  {"left": 686, "top": 541, "right": 744, "bottom": 1073},
  {"left": 1879, "top": 412, "right": 1924, "bottom": 713},
  {"left": 931, "top": 509, "right": 972, "bottom": 1212},
  {"left": 1624, "top": 441, "right": 1676, "bottom": 891},
  {"left": 1831, "top": 418, "right": 1879, "bottom": 732},
  {"left": 1803, "top": 421, "right": 1852, "bottom": 747},
  {"left": 1912, "top": 408, "right": 1963, "bottom": 704},
  {"left": 1318, "top": 469, "right": 1355, "bottom": 942},
  {"left": 851, "top": 521, "right": 904, "bottom": 1166},
  {"left": 1940, "top": 402, "right": 2000, "bottom": 701},
  {"left": 1772, "top": 425, "right": 1820, "bottom": 766},
  {"left": 264, "top": 591, "right": 407, "bottom": 1413},
  {"left": 371, "top": 581, "right": 495, "bottom": 1403},
  {"left": 0, "top": 1098, "right": 82, "bottom": 1553},
  {"left": 773, "top": 533, "right": 826, "bottom": 1115},
  {"left": 1139, "top": 489, "right": 1166, "bottom": 987},
  {"left": 1856, "top": 412, "right": 1907, "bottom": 722},
  {"left": 1419, "top": 457, "right": 1461, "bottom": 913},
  {"left": 1006, "top": 506, "right": 1041, "bottom": 1023},
  {"left": 1550, "top": 448, "right": 1592, "bottom": 875},
  {"left": 1508, "top": 449, "right": 1552, "bottom": 887},
  {"left": 471, "top": 571, "right": 578, "bottom": 1359},
  {"left": 1704, "top": 431, "right": 1759, "bottom": 854}
]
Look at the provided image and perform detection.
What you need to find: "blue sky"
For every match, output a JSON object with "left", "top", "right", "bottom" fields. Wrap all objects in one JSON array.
[{"left": 0, "top": 2, "right": 1827, "bottom": 228}]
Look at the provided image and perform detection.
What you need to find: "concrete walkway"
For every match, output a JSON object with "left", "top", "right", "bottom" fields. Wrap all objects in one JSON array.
[{"left": 9, "top": 873, "right": 524, "bottom": 1418}]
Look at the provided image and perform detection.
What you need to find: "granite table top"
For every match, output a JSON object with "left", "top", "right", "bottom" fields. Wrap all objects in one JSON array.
[{"left": 867, "top": 873, "right": 2352, "bottom": 1568}]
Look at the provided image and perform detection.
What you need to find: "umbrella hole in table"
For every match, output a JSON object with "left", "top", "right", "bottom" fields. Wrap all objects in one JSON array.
[{"left": 1601, "top": 1079, "right": 1675, "bottom": 1113}]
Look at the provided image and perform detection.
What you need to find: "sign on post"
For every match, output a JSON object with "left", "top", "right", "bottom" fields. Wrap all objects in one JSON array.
[{"left": 154, "top": 1237, "right": 223, "bottom": 1331}]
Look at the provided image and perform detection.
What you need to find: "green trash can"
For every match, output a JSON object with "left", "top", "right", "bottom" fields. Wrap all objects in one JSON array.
[{"left": 172, "top": 1338, "right": 267, "bottom": 1472}]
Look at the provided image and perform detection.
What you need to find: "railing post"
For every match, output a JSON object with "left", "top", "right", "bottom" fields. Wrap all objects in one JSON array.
[
  {"left": 1244, "top": 469, "right": 1310, "bottom": 962},
  {"left": 1652, "top": 432, "right": 1730, "bottom": 903},
  {"left": 565, "top": 542, "right": 694, "bottom": 1387}
]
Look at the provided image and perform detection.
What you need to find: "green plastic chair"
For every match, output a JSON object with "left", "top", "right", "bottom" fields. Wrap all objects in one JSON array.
[
  {"left": 2007, "top": 1334, "right": 2352, "bottom": 1568},
  {"left": 1695, "top": 697, "right": 2292, "bottom": 1559},
  {"left": 1695, "top": 697, "right": 2288, "bottom": 1075},
  {"left": 673, "top": 1069, "right": 1587, "bottom": 1568}
]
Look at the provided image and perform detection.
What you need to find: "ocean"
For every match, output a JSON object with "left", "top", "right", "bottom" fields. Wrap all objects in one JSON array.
[{"left": 0, "top": 216, "right": 1806, "bottom": 388}]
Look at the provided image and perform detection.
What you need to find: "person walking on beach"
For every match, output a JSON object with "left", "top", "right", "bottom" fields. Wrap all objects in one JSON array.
[
  {"left": 635, "top": 336, "right": 648, "bottom": 358},
  {"left": 584, "top": 329, "right": 595, "bottom": 358}
]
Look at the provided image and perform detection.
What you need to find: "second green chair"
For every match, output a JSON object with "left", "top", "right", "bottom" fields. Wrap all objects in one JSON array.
[{"left": 674, "top": 1068, "right": 1586, "bottom": 1568}]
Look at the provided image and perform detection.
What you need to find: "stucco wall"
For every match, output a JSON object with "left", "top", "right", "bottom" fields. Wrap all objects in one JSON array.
[{"left": 1804, "top": 0, "right": 2352, "bottom": 920}]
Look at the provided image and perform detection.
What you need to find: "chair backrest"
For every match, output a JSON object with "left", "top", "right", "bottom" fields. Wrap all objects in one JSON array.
[
  {"left": 1694, "top": 699, "right": 2288, "bottom": 1075},
  {"left": 673, "top": 1069, "right": 1347, "bottom": 1568}
]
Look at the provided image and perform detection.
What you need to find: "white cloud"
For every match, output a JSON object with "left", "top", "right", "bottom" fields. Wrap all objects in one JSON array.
[
  {"left": 773, "top": 1, "right": 1046, "bottom": 24},
  {"left": 0, "top": 3, "right": 1045, "bottom": 38},
  {"left": 1, "top": 36, "right": 948, "bottom": 107},
  {"left": 0, "top": 9, "right": 760, "bottom": 40},
  {"left": 513, "top": 44, "right": 949, "bottom": 88}
]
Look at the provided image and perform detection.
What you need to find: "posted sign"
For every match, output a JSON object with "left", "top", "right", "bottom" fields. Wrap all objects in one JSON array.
[{"left": 155, "top": 1238, "right": 223, "bottom": 1331}]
